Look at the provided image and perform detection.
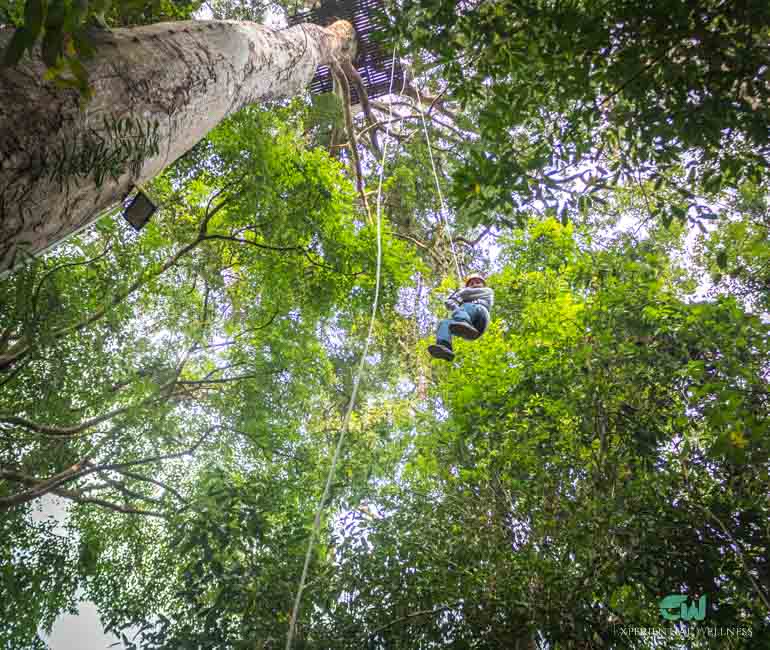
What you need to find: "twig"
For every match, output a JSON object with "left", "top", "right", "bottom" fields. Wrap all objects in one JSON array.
[
  {"left": 110, "top": 467, "right": 188, "bottom": 503},
  {"left": 31, "top": 243, "right": 112, "bottom": 320},
  {"left": 365, "top": 604, "right": 459, "bottom": 641},
  {"left": 177, "top": 371, "right": 279, "bottom": 386}
]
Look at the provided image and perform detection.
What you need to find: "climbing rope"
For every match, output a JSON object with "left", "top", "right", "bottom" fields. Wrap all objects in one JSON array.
[
  {"left": 284, "top": 45, "right": 399, "bottom": 650},
  {"left": 414, "top": 85, "right": 465, "bottom": 284}
]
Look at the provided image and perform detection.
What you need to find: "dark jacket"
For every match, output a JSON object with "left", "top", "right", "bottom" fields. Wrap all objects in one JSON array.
[{"left": 446, "top": 286, "right": 494, "bottom": 312}]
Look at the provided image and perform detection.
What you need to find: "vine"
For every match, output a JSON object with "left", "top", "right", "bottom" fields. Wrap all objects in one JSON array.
[{"left": 48, "top": 114, "right": 161, "bottom": 189}]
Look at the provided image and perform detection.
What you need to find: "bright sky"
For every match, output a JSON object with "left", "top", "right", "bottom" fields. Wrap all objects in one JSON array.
[
  {"left": 33, "top": 497, "right": 122, "bottom": 649},
  {"left": 47, "top": 603, "right": 120, "bottom": 650}
]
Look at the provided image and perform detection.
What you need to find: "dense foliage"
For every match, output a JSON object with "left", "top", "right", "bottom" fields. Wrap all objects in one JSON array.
[
  {"left": 396, "top": 0, "right": 770, "bottom": 228},
  {"left": 1, "top": 1, "right": 769, "bottom": 649},
  {"left": 326, "top": 218, "right": 769, "bottom": 647},
  {"left": 0, "top": 103, "right": 418, "bottom": 648}
]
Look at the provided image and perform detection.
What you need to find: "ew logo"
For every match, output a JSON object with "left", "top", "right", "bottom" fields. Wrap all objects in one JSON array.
[{"left": 659, "top": 594, "right": 707, "bottom": 621}]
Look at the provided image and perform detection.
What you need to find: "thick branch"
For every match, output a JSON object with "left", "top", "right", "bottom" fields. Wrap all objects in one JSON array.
[
  {"left": 0, "top": 462, "right": 95, "bottom": 509},
  {"left": 453, "top": 226, "right": 493, "bottom": 249},
  {"left": 330, "top": 60, "right": 372, "bottom": 224},
  {"left": 0, "top": 470, "right": 167, "bottom": 517},
  {"left": 342, "top": 61, "right": 382, "bottom": 159},
  {"left": 0, "top": 405, "right": 130, "bottom": 437},
  {"left": 52, "top": 486, "right": 167, "bottom": 518},
  {"left": 0, "top": 428, "right": 212, "bottom": 510}
]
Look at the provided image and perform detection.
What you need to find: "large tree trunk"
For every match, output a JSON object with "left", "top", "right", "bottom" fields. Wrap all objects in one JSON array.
[{"left": 0, "top": 19, "right": 355, "bottom": 273}]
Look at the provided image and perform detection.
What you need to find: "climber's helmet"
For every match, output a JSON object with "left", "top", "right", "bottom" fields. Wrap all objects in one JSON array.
[{"left": 464, "top": 273, "right": 486, "bottom": 288}]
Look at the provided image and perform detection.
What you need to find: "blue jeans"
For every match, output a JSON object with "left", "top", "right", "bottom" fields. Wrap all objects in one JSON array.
[{"left": 436, "top": 303, "right": 489, "bottom": 349}]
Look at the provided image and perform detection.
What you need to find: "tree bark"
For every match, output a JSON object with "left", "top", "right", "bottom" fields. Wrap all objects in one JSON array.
[{"left": 0, "top": 19, "right": 355, "bottom": 273}]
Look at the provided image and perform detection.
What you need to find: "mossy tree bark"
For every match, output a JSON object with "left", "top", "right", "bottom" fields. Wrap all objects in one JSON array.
[{"left": 0, "top": 19, "right": 355, "bottom": 272}]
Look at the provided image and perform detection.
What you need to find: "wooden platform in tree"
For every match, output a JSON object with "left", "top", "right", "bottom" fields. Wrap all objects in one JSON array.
[{"left": 288, "top": 0, "right": 403, "bottom": 104}]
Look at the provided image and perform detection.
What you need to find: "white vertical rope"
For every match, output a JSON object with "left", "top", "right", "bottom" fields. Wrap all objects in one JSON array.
[
  {"left": 285, "top": 45, "right": 399, "bottom": 650},
  {"left": 414, "top": 85, "right": 465, "bottom": 283}
]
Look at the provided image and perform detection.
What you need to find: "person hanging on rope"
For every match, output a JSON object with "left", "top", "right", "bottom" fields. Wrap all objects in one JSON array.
[{"left": 428, "top": 273, "right": 494, "bottom": 361}]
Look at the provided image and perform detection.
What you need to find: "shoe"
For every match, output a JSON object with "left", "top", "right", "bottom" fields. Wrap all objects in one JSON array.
[
  {"left": 449, "top": 321, "right": 480, "bottom": 340},
  {"left": 428, "top": 343, "right": 455, "bottom": 361}
]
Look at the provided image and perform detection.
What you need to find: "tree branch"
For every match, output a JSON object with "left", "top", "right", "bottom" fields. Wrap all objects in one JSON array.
[
  {"left": 388, "top": 230, "right": 431, "bottom": 251},
  {"left": 109, "top": 468, "right": 187, "bottom": 503},
  {"left": 30, "top": 243, "right": 112, "bottom": 321},
  {"left": 402, "top": 81, "right": 457, "bottom": 121},
  {"left": 357, "top": 114, "right": 421, "bottom": 140},
  {"left": 177, "top": 371, "right": 281, "bottom": 386},
  {"left": 90, "top": 472, "right": 168, "bottom": 507},
  {"left": 0, "top": 428, "right": 213, "bottom": 511},
  {"left": 0, "top": 405, "right": 131, "bottom": 437},
  {"left": 365, "top": 604, "right": 460, "bottom": 641},
  {"left": 330, "top": 59, "right": 373, "bottom": 224},
  {"left": 0, "top": 469, "right": 168, "bottom": 517},
  {"left": 453, "top": 226, "right": 493, "bottom": 249},
  {"left": 199, "top": 179, "right": 244, "bottom": 238},
  {"left": 0, "top": 235, "right": 205, "bottom": 373},
  {"left": 0, "top": 462, "right": 96, "bottom": 509},
  {"left": 50, "top": 487, "right": 168, "bottom": 518},
  {"left": 2, "top": 366, "right": 191, "bottom": 439},
  {"left": 200, "top": 233, "right": 303, "bottom": 253},
  {"left": 342, "top": 60, "right": 382, "bottom": 159}
]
